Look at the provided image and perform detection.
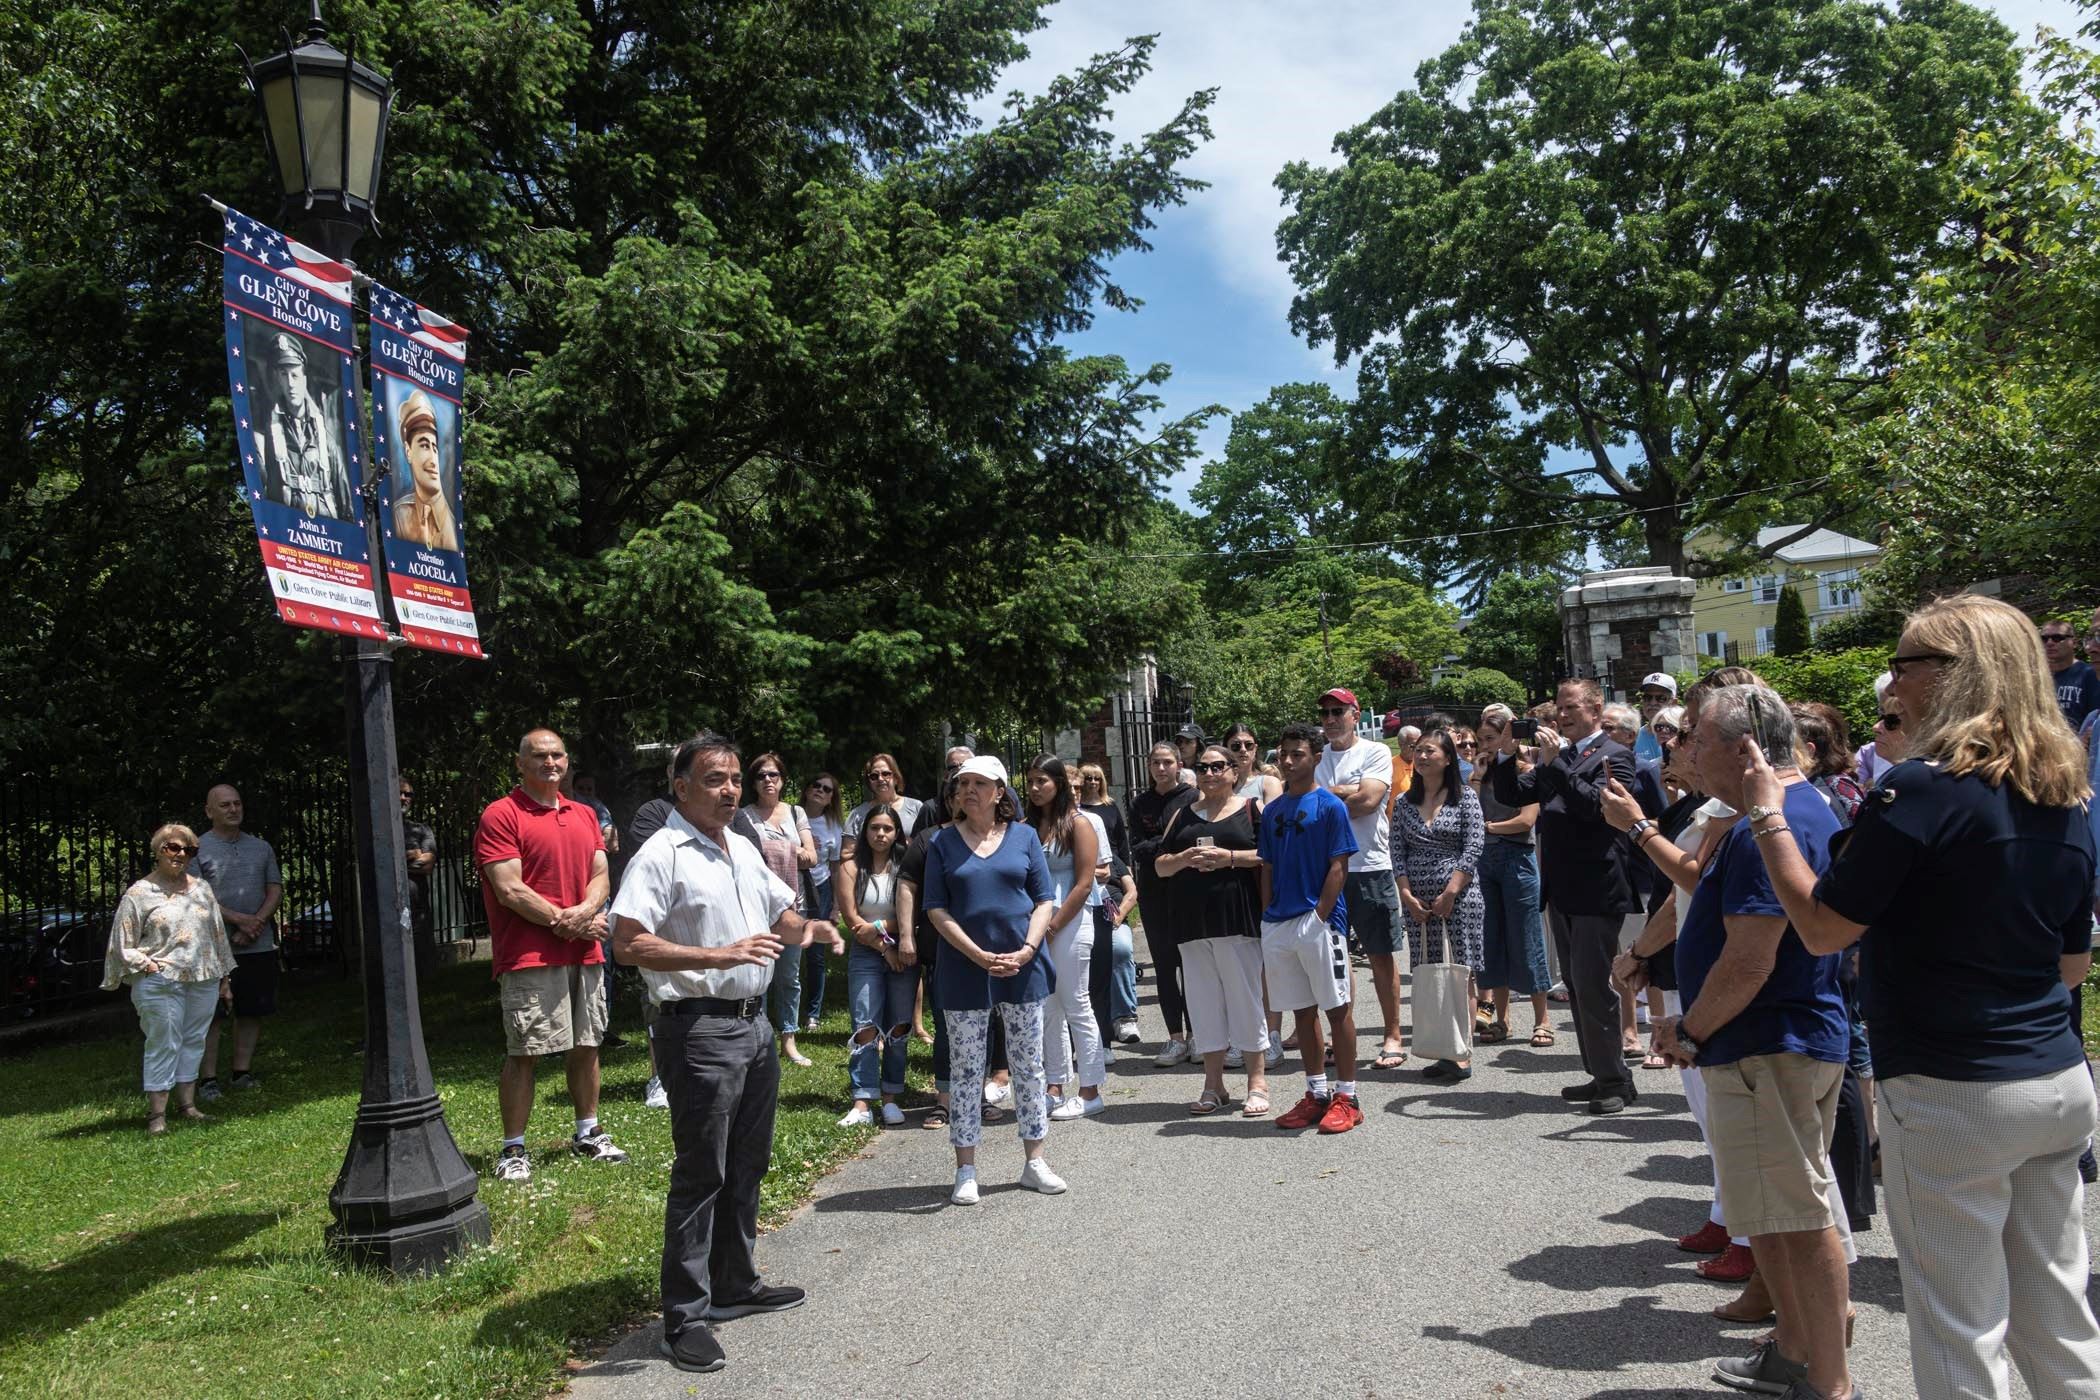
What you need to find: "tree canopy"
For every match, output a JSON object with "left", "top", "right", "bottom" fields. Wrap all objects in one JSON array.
[
  {"left": 1, "top": 2, "right": 1217, "bottom": 798},
  {"left": 1276, "top": 0, "right": 2027, "bottom": 576}
]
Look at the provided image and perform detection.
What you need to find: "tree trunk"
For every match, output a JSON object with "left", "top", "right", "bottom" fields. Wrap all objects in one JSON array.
[{"left": 1642, "top": 497, "right": 1688, "bottom": 575}]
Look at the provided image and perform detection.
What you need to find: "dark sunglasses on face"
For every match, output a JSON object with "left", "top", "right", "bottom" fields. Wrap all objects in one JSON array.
[
  {"left": 1889, "top": 651, "right": 1952, "bottom": 677},
  {"left": 754, "top": 771, "right": 781, "bottom": 781},
  {"left": 1228, "top": 739, "right": 1258, "bottom": 750},
  {"left": 2043, "top": 634, "right": 2074, "bottom": 644},
  {"left": 1877, "top": 713, "right": 1902, "bottom": 730},
  {"left": 1457, "top": 740, "right": 1477, "bottom": 749},
  {"left": 1653, "top": 724, "right": 1679, "bottom": 739},
  {"left": 1193, "top": 760, "right": 1231, "bottom": 774},
  {"left": 1318, "top": 706, "right": 1349, "bottom": 718},
  {"left": 865, "top": 771, "right": 893, "bottom": 782},
  {"left": 162, "top": 842, "right": 197, "bottom": 855}
]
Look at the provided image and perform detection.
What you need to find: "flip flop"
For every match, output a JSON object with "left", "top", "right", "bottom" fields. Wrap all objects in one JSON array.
[
  {"left": 922, "top": 1106, "right": 950, "bottom": 1129},
  {"left": 1188, "top": 1089, "right": 1230, "bottom": 1116},
  {"left": 1641, "top": 1052, "right": 1671, "bottom": 1070},
  {"left": 1373, "top": 1048, "right": 1408, "bottom": 1070},
  {"left": 1241, "top": 1091, "right": 1270, "bottom": 1117}
]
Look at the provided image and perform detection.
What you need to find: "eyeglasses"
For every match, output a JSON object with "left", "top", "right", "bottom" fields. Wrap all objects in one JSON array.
[
  {"left": 1889, "top": 651, "right": 1953, "bottom": 678},
  {"left": 1227, "top": 739, "right": 1258, "bottom": 751},
  {"left": 753, "top": 771, "right": 782, "bottom": 782},
  {"left": 1876, "top": 713, "right": 1902, "bottom": 730},
  {"left": 809, "top": 782, "right": 834, "bottom": 793},
  {"left": 1652, "top": 724, "right": 1680, "bottom": 739},
  {"left": 1193, "top": 761, "right": 1231, "bottom": 774},
  {"left": 1456, "top": 740, "right": 1477, "bottom": 750},
  {"left": 398, "top": 788, "right": 414, "bottom": 800},
  {"left": 1318, "top": 706, "right": 1350, "bottom": 718},
  {"left": 2043, "top": 634, "right": 2075, "bottom": 644},
  {"left": 864, "top": 771, "right": 894, "bottom": 782},
  {"left": 161, "top": 842, "right": 197, "bottom": 855}
]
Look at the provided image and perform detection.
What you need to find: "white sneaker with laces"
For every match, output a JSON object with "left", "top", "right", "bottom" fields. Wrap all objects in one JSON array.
[
  {"left": 1223, "top": 1048, "right": 1244, "bottom": 1069},
  {"left": 879, "top": 1102, "right": 905, "bottom": 1127},
  {"left": 1115, "top": 1021, "right": 1142, "bottom": 1045},
  {"left": 1263, "top": 1043, "right": 1284, "bottom": 1069},
  {"left": 1154, "top": 1039, "right": 1190, "bottom": 1067},
  {"left": 496, "top": 1145, "right": 531, "bottom": 1182},
  {"left": 1048, "top": 1096, "right": 1084, "bottom": 1121},
  {"left": 1019, "top": 1159, "right": 1068, "bottom": 1195},
  {"left": 1079, "top": 1095, "right": 1106, "bottom": 1118},
  {"left": 984, "top": 1081, "right": 1012, "bottom": 1108},
  {"left": 573, "top": 1128, "right": 629, "bottom": 1163},
  {"left": 643, "top": 1076, "right": 669, "bottom": 1109},
  {"left": 951, "top": 1169, "right": 980, "bottom": 1205},
  {"left": 838, "top": 1104, "right": 874, "bottom": 1127}
]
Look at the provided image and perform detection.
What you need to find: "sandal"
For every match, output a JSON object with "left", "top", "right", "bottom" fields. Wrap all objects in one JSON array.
[
  {"left": 1188, "top": 1088, "right": 1230, "bottom": 1116},
  {"left": 178, "top": 1104, "right": 212, "bottom": 1122},
  {"left": 1640, "top": 1052, "right": 1671, "bottom": 1070},
  {"left": 1478, "top": 1020, "right": 1510, "bottom": 1045},
  {"left": 145, "top": 1112, "right": 167, "bottom": 1136},
  {"left": 1530, "top": 1024, "right": 1556, "bottom": 1047},
  {"left": 922, "top": 1105, "right": 950, "bottom": 1129},
  {"left": 1241, "top": 1091, "right": 1270, "bottom": 1117},
  {"left": 1373, "top": 1047, "right": 1408, "bottom": 1070}
]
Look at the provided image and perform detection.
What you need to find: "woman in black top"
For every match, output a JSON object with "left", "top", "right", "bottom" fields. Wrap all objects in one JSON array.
[
  {"left": 1743, "top": 594, "right": 2100, "bottom": 1399},
  {"left": 1127, "top": 740, "right": 1197, "bottom": 1063},
  {"left": 1153, "top": 745, "right": 1268, "bottom": 1115}
]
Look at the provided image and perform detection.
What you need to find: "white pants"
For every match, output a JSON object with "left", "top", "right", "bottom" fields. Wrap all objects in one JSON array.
[
  {"left": 1667, "top": 991, "right": 1742, "bottom": 1240},
  {"left": 1881, "top": 1064, "right": 2100, "bottom": 1399},
  {"left": 132, "top": 974, "right": 219, "bottom": 1093},
  {"left": 1042, "top": 914, "right": 1105, "bottom": 1090},
  {"left": 1181, "top": 937, "right": 1270, "bottom": 1056}
]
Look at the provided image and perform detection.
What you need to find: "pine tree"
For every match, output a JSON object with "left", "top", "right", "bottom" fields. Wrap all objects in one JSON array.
[{"left": 1775, "top": 585, "right": 1813, "bottom": 656}]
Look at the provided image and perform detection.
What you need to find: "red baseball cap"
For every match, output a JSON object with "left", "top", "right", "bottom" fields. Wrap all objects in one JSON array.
[{"left": 1318, "top": 687, "right": 1359, "bottom": 709}]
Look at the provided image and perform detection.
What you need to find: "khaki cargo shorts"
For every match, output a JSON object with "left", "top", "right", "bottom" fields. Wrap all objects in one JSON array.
[
  {"left": 1705, "top": 1051, "right": 1844, "bottom": 1238},
  {"left": 499, "top": 962, "right": 608, "bottom": 1057}
]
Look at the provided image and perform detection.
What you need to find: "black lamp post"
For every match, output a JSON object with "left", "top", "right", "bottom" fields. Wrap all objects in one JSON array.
[{"left": 240, "top": 2, "right": 489, "bottom": 1274}]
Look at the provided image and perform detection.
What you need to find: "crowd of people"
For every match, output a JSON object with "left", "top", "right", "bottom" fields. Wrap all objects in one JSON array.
[{"left": 99, "top": 593, "right": 2100, "bottom": 1398}]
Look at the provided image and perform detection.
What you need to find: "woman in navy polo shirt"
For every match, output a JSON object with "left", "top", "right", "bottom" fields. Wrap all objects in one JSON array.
[{"left": 1742, "top": 594, "right": 2100, "bottom": 1399}]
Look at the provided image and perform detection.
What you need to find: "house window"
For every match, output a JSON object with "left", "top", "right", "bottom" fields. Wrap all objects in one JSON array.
[
  {"left": 1755, "top": 625, "right": 1776, "bottom": 655},
  {"left": 1698, "top": 630, "right": 1729, "bottom": 657},
  {"left": 1754, "top": 574, "right": 1783, "bottom": 604},
  {"left": 1821, "top": 569, "right": 1860, "bottom": 612},
  {"left": 1722, "top": 578, "right": 1747, "bottom": 593}
]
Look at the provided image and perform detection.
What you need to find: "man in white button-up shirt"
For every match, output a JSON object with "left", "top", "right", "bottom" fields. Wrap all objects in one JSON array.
[{"left": 611, "top": 734, "right": 838, "bottom": 1376}]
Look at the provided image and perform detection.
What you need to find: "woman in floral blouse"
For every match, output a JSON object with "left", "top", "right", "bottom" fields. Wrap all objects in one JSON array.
[{"left": 102, "top": 823, "right": 235, "bottom": 1133}]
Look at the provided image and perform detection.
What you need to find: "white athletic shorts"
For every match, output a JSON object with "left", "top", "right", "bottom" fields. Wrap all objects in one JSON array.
[{"left": 1260, "top": 910, "right": 1353, "bottom": 1014}]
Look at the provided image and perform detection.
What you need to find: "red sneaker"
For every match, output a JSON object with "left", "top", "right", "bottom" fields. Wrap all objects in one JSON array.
[
  {"left": 1677, "top": 1220, "right": 1730, "bottom": 1255},
  {"left": 1316, "top": 1093, "right": 1363, "bottom": 1134},
  {"left": 1275, "top": 1092, "right": 1330, "bottom": 1130},
  {"left": 1697, "top": 1242, "right": 1755, "bottom": 1283}
]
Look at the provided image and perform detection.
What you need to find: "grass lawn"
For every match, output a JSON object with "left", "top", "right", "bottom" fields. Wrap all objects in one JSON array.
[{"left": 0, "top": 954, "right": 895, "bottom": 1398}]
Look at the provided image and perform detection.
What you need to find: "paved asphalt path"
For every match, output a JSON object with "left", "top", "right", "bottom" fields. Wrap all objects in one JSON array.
[{"left": 570, "top": 941, "right": 2095, "bottom": 1399}]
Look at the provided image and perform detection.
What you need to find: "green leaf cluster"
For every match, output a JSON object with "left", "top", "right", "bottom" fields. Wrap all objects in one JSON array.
[
  {"left": 1431, "top": 667, "right": 1528, "bottom": 712},
  {"left": 1743, "top": 645, "right": 1892, "bottom": 736}
]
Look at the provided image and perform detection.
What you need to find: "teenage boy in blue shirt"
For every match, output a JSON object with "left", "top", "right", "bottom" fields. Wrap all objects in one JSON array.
[{"left": 1259, "top": 722, "right": 1363, "bottom": 1134}]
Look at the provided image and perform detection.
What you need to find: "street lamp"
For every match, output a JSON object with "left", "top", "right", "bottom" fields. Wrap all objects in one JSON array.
[{"left": 240, "top": 1, "right": 489, "bottom": 1273}]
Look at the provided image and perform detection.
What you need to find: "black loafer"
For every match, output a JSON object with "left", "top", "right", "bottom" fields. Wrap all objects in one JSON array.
[
  {"left": 660, "top": 1326, "right": 726, "bottom": 1373},
  {"left": 705, "top": 1283, "right": 806, "bottom": 1323},
  {"left": 1559, "top": 1080, "right": 1607, "bottom": 1101}
]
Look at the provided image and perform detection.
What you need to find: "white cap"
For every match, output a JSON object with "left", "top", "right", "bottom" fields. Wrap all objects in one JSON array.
[
  {"left": 955, "top": 754, "right": 1010, "bottom": 786},
  {"left": 1873, "top": 671, "right": 1893, "bottom": 700},
  {"left": 1639, "top": 672, "right": 1678, "bottom": 696}
]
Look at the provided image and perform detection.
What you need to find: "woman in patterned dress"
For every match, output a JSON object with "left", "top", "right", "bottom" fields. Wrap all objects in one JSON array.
[{"left": 1394, "top": 727, "right": 1485, "bottom": 1083}]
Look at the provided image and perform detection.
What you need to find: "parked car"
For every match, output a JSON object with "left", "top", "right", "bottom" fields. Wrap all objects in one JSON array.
[{"left": 0, "top": 907, "right": 111, "bottom": 1019}]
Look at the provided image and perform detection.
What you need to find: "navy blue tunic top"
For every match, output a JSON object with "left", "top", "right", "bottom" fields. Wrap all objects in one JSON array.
[{"left": 924, "top": 822, "right": 1056, "bottom": 1011}]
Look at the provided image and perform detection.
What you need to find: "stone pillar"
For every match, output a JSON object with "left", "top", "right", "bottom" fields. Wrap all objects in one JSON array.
[{"left": 1558, "top": 567, "right": 1698, "bottom": 700}]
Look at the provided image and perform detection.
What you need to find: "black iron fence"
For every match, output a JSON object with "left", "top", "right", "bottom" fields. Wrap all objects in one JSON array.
[
  {"left": 1114, "top": 697, "right": 1194, "bottom": 795},
  {"left": 0, "top": 771, "right": 493, "bottom": 1022}
]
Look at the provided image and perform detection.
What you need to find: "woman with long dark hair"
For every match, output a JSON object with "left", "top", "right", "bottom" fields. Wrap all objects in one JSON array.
[
  {"left": 797, "top": 772, "right": 845, "bottom": 1028},
  {"left": 1223, "top": 722, "right": 1281, "bottom": 802},
  {"left": 1127, "top": 739, "right": 1197, "bottom": 1063},
  {"left": 1472, "top": 704, "right": 1549, "bottom": 1048},
  {"left": 836, "top": 804, "right": 914, "bottom": 1127},
  {"left": 1393, "top": 727, "right": 1485, "bottom": 1082},
  {"left": 1025, "top": 755, "right": 1107, "bottom": 1119}
]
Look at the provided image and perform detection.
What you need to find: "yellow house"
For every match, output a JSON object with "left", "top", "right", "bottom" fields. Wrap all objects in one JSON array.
[{"left": 1688, "top": 525, "right": 1880, "bottom": 662}]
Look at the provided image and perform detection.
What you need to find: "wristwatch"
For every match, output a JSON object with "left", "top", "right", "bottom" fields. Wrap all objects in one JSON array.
[
  {"left": 1629, "top": 818, "right": 1655, "bottom": 843},
  {"left": 1746, "top": 804, "right": 1781, "bottom": 825},
  {"left": 1674, "top": 1019, "right": 1704, "bottom": 1062}
]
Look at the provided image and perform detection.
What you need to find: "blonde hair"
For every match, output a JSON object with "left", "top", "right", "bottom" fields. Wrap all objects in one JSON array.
[
  {"left": 149, "top": 822, "right": 198, "bottom": 853},
  {"left": 1903, "top": 594, "right": 2091, "bottom": 807},
  {"left": 1479, "top": 703, "right": 1516, "bottom": 728},
  {"left": 1076, "top": 762, "right": 1108, "bottom": 792}
]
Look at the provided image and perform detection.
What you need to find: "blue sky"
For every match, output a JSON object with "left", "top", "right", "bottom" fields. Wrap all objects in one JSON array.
[{"left": 979, "top": 0, "right": 2092, "bottom": 508}]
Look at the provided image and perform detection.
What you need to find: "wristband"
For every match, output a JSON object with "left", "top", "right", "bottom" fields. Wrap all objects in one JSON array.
[{"left": 1751, "top": 822, "right": 1790, "bottom": 839}]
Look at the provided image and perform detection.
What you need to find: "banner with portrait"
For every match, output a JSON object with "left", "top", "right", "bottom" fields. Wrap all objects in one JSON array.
[
  {"left": 219, "top": 206, "right": 387, "bottom": 638},
  {"left": 365, "top": 281, "right": 484, "bottom": 658}
]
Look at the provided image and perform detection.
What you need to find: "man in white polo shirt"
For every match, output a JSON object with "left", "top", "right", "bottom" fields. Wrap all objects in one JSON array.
[
  {"left": 611, "top": 733, "right": 839, "bottom": 1376},
  {"left": 1314, "top": 687, "right": 1402, "bottom": 1068}
]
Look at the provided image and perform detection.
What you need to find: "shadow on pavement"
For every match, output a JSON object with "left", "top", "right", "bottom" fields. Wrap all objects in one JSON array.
[
  {"left": 1601, "top": 1194, "right": 1712, "bottom": 1237},
  {"left": 1423, "top": 1293, "right": 1732, "bottom": 1369},
  {"left": 1627, "top": 1153, "right": 1713, "bottom": 1186},
  {"left": 810, "top": 1182, "right": 950, "bottom": 1216},
  {"left": 1541, "top": 1115, "right": 1706, "bottom": 1146},
  {"left": 1507, "top": 1239, "right": 1688, "bottom": 1292}
]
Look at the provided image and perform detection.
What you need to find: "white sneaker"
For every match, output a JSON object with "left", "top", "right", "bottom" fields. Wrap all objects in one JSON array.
[
  {"left": 951, "top": 1169, "right": 980, "bottom": 1205},
  {"left": 879, "top": 1102, "right": 905, "bottom": 1127},
  {"left": 1154, "top": 1039, "right": 1190, "bottom": 1067},
  {"left": 643, "top": 1076, "right": 669, "bottom": 1109},
  {"left": 1048, "top": 1096, "right": 1085, "bottom": 1121},
  {"left": 1080, "top": 1095, "right": 1106, "bottom": 1118},
  {"left": 496, "top": 1144, "right": 531, "bottom": 1182},
  {"left": 984, "top": 1081, "right": 1012, "bottom": 1108},
  {"left": 805, "top": 1015, "right": 821, "bottom": 1032},
  {"left": 1263, "top": 1043, "right": 1284, "bottom": 1070},
  {"left": 1019, "top": 1159, "right": 1068, "bottom": 1195},
  {"left": 838, "top": 1104, "right": 874, "bottom": 1127},
  {"left": 1115, "top": 1021, "right": 1142, "bottom": 1045},
  {"left": 1223, "top": 1048, "right": 1244, "bottom": 1069}
]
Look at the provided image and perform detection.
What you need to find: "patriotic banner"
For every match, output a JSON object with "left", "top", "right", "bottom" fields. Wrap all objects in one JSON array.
[
  {"left": 366, "top": 282, "right": 484, "bottom": 658},
  {"left": 219, "top": 206, "right": 388, "bottom": 638}
]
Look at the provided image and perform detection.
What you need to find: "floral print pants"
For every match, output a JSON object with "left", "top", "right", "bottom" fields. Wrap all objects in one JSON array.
[{"left": 943, "top": 1000, "right": 1048, "bottom": 1148}]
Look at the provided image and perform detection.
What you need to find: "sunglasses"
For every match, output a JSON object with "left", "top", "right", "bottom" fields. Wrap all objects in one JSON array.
[
  {"left": 1889, "top": 651, "right": 1953, "bottom": 678},
  {"left": 864, "top": 771, "right": 894, "bottom": 782},
  {"left": 398, "top": 789, "right": 415, "bottom": 800},
  {"left": 1456, "top": 740, "right": 1477, "bottom": 749},
  {"left": 161, "top": 842, "right": 197, "bottom": 856},
  {"left": 1227, "top": 739, "right": 1258, "bottom": 750},
  {"left": 809, "top": 782, "right": 834, "bottom": 792},
  {"left": 2043, "top": 634, "right": 2075, "bottom": 644},
  {"left": 1318, "top": 706, "right": 1350, "bottom": 718},
  {"left": 753, "top": 771, "right": 782, "bottom": 781},
  {"left": 1652, "top": 724, "right": 1680, "bottom": 739},
  {"left": 1877, "top": 713, "right": 1902, "bottom": 730},
  {"left": 1193, "top": 760, "right": 1231, "bottom": 774}
]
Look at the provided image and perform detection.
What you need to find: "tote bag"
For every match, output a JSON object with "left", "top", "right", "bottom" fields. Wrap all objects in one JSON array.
[{"left": 1412, "top": 916, "right": 1473, "bottom": 1064}]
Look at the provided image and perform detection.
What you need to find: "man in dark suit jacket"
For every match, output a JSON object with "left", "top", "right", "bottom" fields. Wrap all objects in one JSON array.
[{"left": 1489, "top": 678, "right": 1642, "bottom": 1112}]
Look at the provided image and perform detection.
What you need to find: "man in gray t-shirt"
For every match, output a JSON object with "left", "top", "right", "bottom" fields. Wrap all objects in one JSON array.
[{"left": 191, "top": 785, "right": 283, "bottom": 1098}]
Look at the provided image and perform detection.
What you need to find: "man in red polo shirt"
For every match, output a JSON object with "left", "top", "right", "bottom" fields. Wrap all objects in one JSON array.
[{"left": 476, "top": 727, "right": 622, "bottom": 1183}]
